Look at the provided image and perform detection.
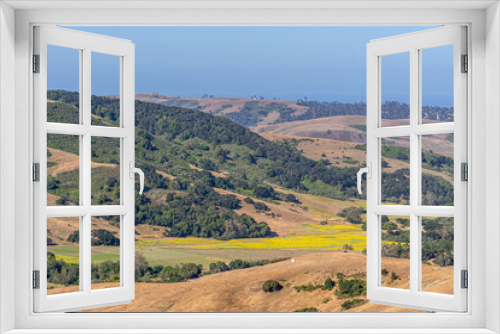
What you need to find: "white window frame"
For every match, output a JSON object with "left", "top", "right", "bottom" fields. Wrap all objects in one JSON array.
[{"left": 0, "top": 2, "right": 499, "bottom": 333}]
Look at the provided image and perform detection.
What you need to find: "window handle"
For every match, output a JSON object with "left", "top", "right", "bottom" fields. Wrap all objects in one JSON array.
[
  {"left": 129, "top": 162, "right": 145, "bottom": 195},
  {"left": 357, "top": 162, "right": 371, "bottom": 195}
]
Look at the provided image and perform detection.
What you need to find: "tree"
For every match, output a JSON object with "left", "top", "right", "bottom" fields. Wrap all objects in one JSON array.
[
  {"left": 179, "top": 263, "right": 202, "bottom": 279},
  {"left": 254, "top": 186, "right": 271, "bottom": 198},
  {"left": 284, "top": 193, "right": 298, "bottom": 203},
  {"left": 135, "top": 252, "right": 149, "bottom": 280},
  {"left": 67, "top": 230, "right": 79, "bottom": 243},
  {"left": 91, "top": 229, "right": 120, "bottom": 246},
  {"left": 209, "top": 261, "right": 230, "bottom": 274},
  {"left": 229, "top": 259, "right": 250, "bottom": 270}
]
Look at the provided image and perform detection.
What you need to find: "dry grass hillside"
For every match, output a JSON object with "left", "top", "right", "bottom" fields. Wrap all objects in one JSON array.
[
  {"left": 260, "top": 132, "right": 453, "bottom": 183},
  {"left": 255, "top": 116, "right": 453, "bottom": 155},
  {"left": 53, "top": 251, "right": 453, "bottom": 313},
  {"left": 133, "top": 94, "right": 308, "bottom": 126}
]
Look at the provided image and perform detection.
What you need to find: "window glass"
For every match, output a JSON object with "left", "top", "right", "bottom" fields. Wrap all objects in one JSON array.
[
  {"left": 381, "top": 137, "right": 410, "bottom": 205},
  {"left": 91, "top": 216, "right": 121, "bottom": 290},
  {"left": 421, "top": 134, "right": 454, "bottom": 206},
  {"left": 47, "top": 134, "right": 80, "bottom": 206},
  {"left": 91, "top": 137, "right": 121, "bottom": 205},
  {"left": 421, "top": 45, "right": 454, "bottom": 124},
  {"left": 380, "top": 215, "right": 410, "bottom": 289},
  {"left": 381, "top": 52, "right": 410, "bottom": 127},
  {"left": 91, "top": 52, "right": 120, "bottom": 127},
  {"left": 47, "top": 45, "right": 80, "bottom": 124},
  {"left": 47, "top": 217, "right": 80, "bottom": 295},
  {"left": 421, "top": 216, "right": 454, "bottom": 295}
]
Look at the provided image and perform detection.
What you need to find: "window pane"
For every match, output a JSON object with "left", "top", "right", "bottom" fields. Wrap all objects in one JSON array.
[
  {"left": 47, "top": 216, "right": 80, "bottom": 295},
  {"left": 47, "top": 134, "right": 80, "bottom": 206},
  {"left": 47, "top": 45, "right": 80, "bottom": 124},
  {"left": 91, "top": 52, "right": 120, "bottom": 127},
  {"left": 381, "top": 52, "right": 410, "bottom": 127},
  {"left": 421, "top": 134, "right": 454, "bottom": 206},
  {"left": 91, "top": 137, "right": 121, "bottom": 205},
  {"left": 380, "top": 215, "right": 410, "bottom": 289},
  {"left": 421, "top": 216, "right": 454, "bottom": 295},
  {"left": 91, "top": 216, "right": 121, "bottom": 290},
  {"left": 381, "top": 137, "right": 410, "bottom": 205},
  {"left": 421, "top": 45, "right": 454, "bottom": 124}
]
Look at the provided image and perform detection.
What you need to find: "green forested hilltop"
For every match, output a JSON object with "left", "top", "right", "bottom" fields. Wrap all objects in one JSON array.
[{"left": 46, "top": 90, "right": 454, "bottom": 238}]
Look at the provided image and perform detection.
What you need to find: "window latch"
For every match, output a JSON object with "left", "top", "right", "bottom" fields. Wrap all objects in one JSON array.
[
  {"left": 129, "top": 162, "right": 145, "bottom": 195},
  {"left": 357, "top": 162, "right": 372, "bottom": 195}
]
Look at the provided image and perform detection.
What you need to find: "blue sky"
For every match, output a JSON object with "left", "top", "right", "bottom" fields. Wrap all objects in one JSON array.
[{"left": 48, "top": 26, "right": 453, "bottom": 107}]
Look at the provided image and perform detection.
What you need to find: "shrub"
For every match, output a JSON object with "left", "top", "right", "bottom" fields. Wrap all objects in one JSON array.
[
  {"left": 284, "top": 193, "right": 299, "bottom": 203},
  {"left": 381, "top": 268, "right": 388, "bottom": 276},
  {"left": 335, "top": 273, "right": 366, "bottom": 298},
  {"left": 294, "top": 307, "right": 319, "bottom": 312},
  {"left": 320, "top": 220, "right": 328, "bottom": 225},
  {"left": 342, "top": 244, "right": 354, "bottom": 250},
  {"left": 391, "top": 272, "right": 400, "bottom": 281},
  {"left": 254, "top": 202, "right": 270, "bottom": 212},
  {"left": 262, "top": 280, "right": 283, "bottom": 292},
  {"left": 341, "top": 299, "right": 365, "bottom": 310},
  {"left": 243, "top": 197, "right": 255, "bottom": 204},
  {"left": 324, "top": 277, "right": 335, "bottom": 290},
  {"left": 294, "top": 284, "right": 322, "bottom": 292}
]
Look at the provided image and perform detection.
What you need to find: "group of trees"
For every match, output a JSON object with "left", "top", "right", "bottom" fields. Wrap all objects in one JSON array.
[
  {"left": 208, "top": 259, "right": 272, "bottom": 274},
  {"left": 338, "top": 206, "right": 366, "bottom": 225},
  {"left": 47, "top": 252, "right": 121, "bottom": 286},
  {"left": 139, "top": 182, "right": 272, "bottom": 239},
  {"left": 65, "top": 229, "right": 120, "bottom": 246},
  {"left": 274, "top": 100, "right": 454, "bottom": 124}
]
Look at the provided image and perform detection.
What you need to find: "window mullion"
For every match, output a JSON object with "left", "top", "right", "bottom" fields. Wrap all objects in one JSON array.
[
  {"left": 82, "top": 47, "right": 92, "bottom": 294},
  {"left": 409, "top": 47, "right": 421, "bottom": 294}
]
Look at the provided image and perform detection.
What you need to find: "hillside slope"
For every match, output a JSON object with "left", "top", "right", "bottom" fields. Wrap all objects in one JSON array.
[{"left": 64, "top": 251, "right": 452, "bottom": 313}]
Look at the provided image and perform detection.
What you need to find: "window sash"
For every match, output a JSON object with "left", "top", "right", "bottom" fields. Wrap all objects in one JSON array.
[
  {"left": 366, "top": 26, "right": 468, "bottom": 312},
  {"left": 32, "top": 26, "right": 136, "bottom": 313}
]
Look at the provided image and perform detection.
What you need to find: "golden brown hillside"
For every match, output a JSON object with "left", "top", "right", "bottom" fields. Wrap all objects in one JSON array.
[{"left": 47, "top": 251, "right": 453, "bottom": 313}]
